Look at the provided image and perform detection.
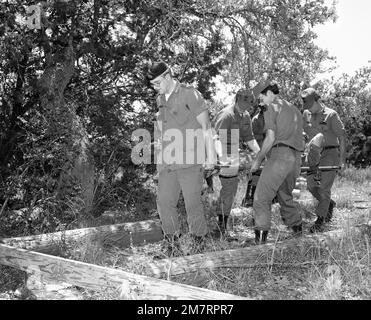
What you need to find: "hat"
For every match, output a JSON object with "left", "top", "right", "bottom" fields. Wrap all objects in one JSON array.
[
  {"left": 252, "top": 79, "right": 271, "bottom": 97},
  {"left": 300, "top": 88, "right": 321, "bottom": 100},
  {"left": 147, "top": 61, "right": 169, "bottom": 80},
  {"left": 236, "top": 88, "right": 254, "bottom": 98}
]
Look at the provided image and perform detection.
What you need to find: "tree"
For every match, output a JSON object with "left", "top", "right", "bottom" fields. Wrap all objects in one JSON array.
[{"left": 206, "top": 0, "right": 337, "bottom": 102}]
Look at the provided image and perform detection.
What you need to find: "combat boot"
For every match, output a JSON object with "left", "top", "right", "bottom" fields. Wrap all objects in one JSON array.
[
  {"left": 309, "top": 216, "right": 325, "bottom": 233},
  {"left": 254, "top": 229, "right": 268, "bottom": 245},
  {"left": 325, "top": 200, "right": 336, "bottom": 223}
]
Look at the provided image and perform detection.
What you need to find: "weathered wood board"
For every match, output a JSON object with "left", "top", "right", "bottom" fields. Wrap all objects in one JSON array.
[
  {"left": 2, "top": 219, "right": 163, "bottom": 255},
  {"left": 0, "top": 244, "right": 246, "bottom": 300},
  {"left": 142, "top": 223, "right": 371, "bottom": 278},
  {"left": 25, "top": 278, "right": 85, "bottom": 300}
]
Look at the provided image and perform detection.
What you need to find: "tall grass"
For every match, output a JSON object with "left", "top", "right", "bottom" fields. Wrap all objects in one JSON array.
[{"left": 337, "top": 165, "right": 371, "bottom": 185}]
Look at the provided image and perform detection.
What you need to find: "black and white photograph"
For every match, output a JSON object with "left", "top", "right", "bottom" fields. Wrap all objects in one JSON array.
[{"left": 0, "top": 0, "right": 370, "bottom": 305}]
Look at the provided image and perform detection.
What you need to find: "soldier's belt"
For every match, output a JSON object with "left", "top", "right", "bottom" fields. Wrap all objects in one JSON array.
[
  {"left": 219, "top": 174, "right": 239, "bottom": 179},
  {"left": 322, "top": 146, "right": 340, "bottom": 150}
]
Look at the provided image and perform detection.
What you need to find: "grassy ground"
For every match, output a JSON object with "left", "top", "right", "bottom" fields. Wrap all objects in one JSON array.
[{"left": 1, "top": 166, "right": 370, "bottom": 300}]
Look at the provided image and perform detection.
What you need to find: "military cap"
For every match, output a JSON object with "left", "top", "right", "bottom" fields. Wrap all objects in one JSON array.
[
  {"left": 236, "top": 88, "right": 255, "bottom": 98},
  {"left": 300, "top": 88, "right": 321, "bottom": 100},
  {"left": 252, "top": 79, "right": 272, "bottom": 97},
  {"left": 147, "top": 61, "right": 169, "bottom": 80}
]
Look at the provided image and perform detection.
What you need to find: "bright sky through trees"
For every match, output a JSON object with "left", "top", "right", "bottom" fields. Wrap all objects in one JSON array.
[{"left": 313, "top": 0, "right": 371, "bottom": 80}]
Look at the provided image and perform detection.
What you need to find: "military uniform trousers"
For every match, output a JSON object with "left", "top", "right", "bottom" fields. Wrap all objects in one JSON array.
[
  {"left": 217, "top": 154, "right": 240, "bottom": 217},
  {"left": 251, "top": 173, "right": 260, "bottom": 187},
  {"left": 306, "top": 147, "right": 339, "bottom": 218},
  {"left": 253, "top": 146, "right": 302, "bottom": 231},
  {"left": 251, "top": 140, "right": 264, "bottom": 187},
  {"left": 157, "top": 165, "right": 208, "bottom": 237},
  {"left": 218, "top": 175, "right": 239, "bottom": 218}
]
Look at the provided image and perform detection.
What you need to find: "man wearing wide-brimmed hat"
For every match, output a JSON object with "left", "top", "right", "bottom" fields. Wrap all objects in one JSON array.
[
  {"left": 249, "top": 79, "right": 305, "bottom": 244},
  {"left": 147, "top": 60, "right": 217, "bottom": 256},
  {"left": 301, "top": 87, "right": 346, "bottom": 233},
  {"left": 212, "top": 88, "right": 260, "bottom": 237}
]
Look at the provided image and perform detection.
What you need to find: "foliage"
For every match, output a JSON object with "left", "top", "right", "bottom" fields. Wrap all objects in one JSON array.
[
  {"left": 338, "top": 165, "right": 371, "bottom": 185},
  {"left": 213, "top": 0, "right": 338, "bottom": 101}
]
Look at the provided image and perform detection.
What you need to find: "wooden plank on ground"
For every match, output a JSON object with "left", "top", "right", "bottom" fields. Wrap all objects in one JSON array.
[
  {"left": 1, "top": 219, "right": 163, "bottom": 255},
  {"left": 142, "top": 223, "right": 371, "bottom": 279},
  {"left": 0, "top": 244, "right": 246, "bottom": 300},
  {"left": 26, "top": 277, "right": 84, "bottom": 300}
]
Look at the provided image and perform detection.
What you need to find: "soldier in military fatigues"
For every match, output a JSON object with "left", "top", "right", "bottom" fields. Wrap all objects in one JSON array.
[
  {"left": 301, "top": 88, "right": 346, "bottom": 232},
  {"left": 148, "top": 61, "right": 217, "bottom": 256},
  {"left": 250, "top": 80, "right": 305, "bottom": 244},
  {"left": 213, "top": 89, "right": 260, "bottom": 237}
]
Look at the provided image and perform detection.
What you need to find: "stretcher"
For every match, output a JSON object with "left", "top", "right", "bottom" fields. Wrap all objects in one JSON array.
[{"left": 205, "top": 165, "right": 341, "bottom": 178}]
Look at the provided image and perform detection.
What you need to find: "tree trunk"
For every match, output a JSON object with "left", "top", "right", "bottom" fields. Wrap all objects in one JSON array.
[{"left": 38, "top": 42, "right": 95, "bottom": 217}]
